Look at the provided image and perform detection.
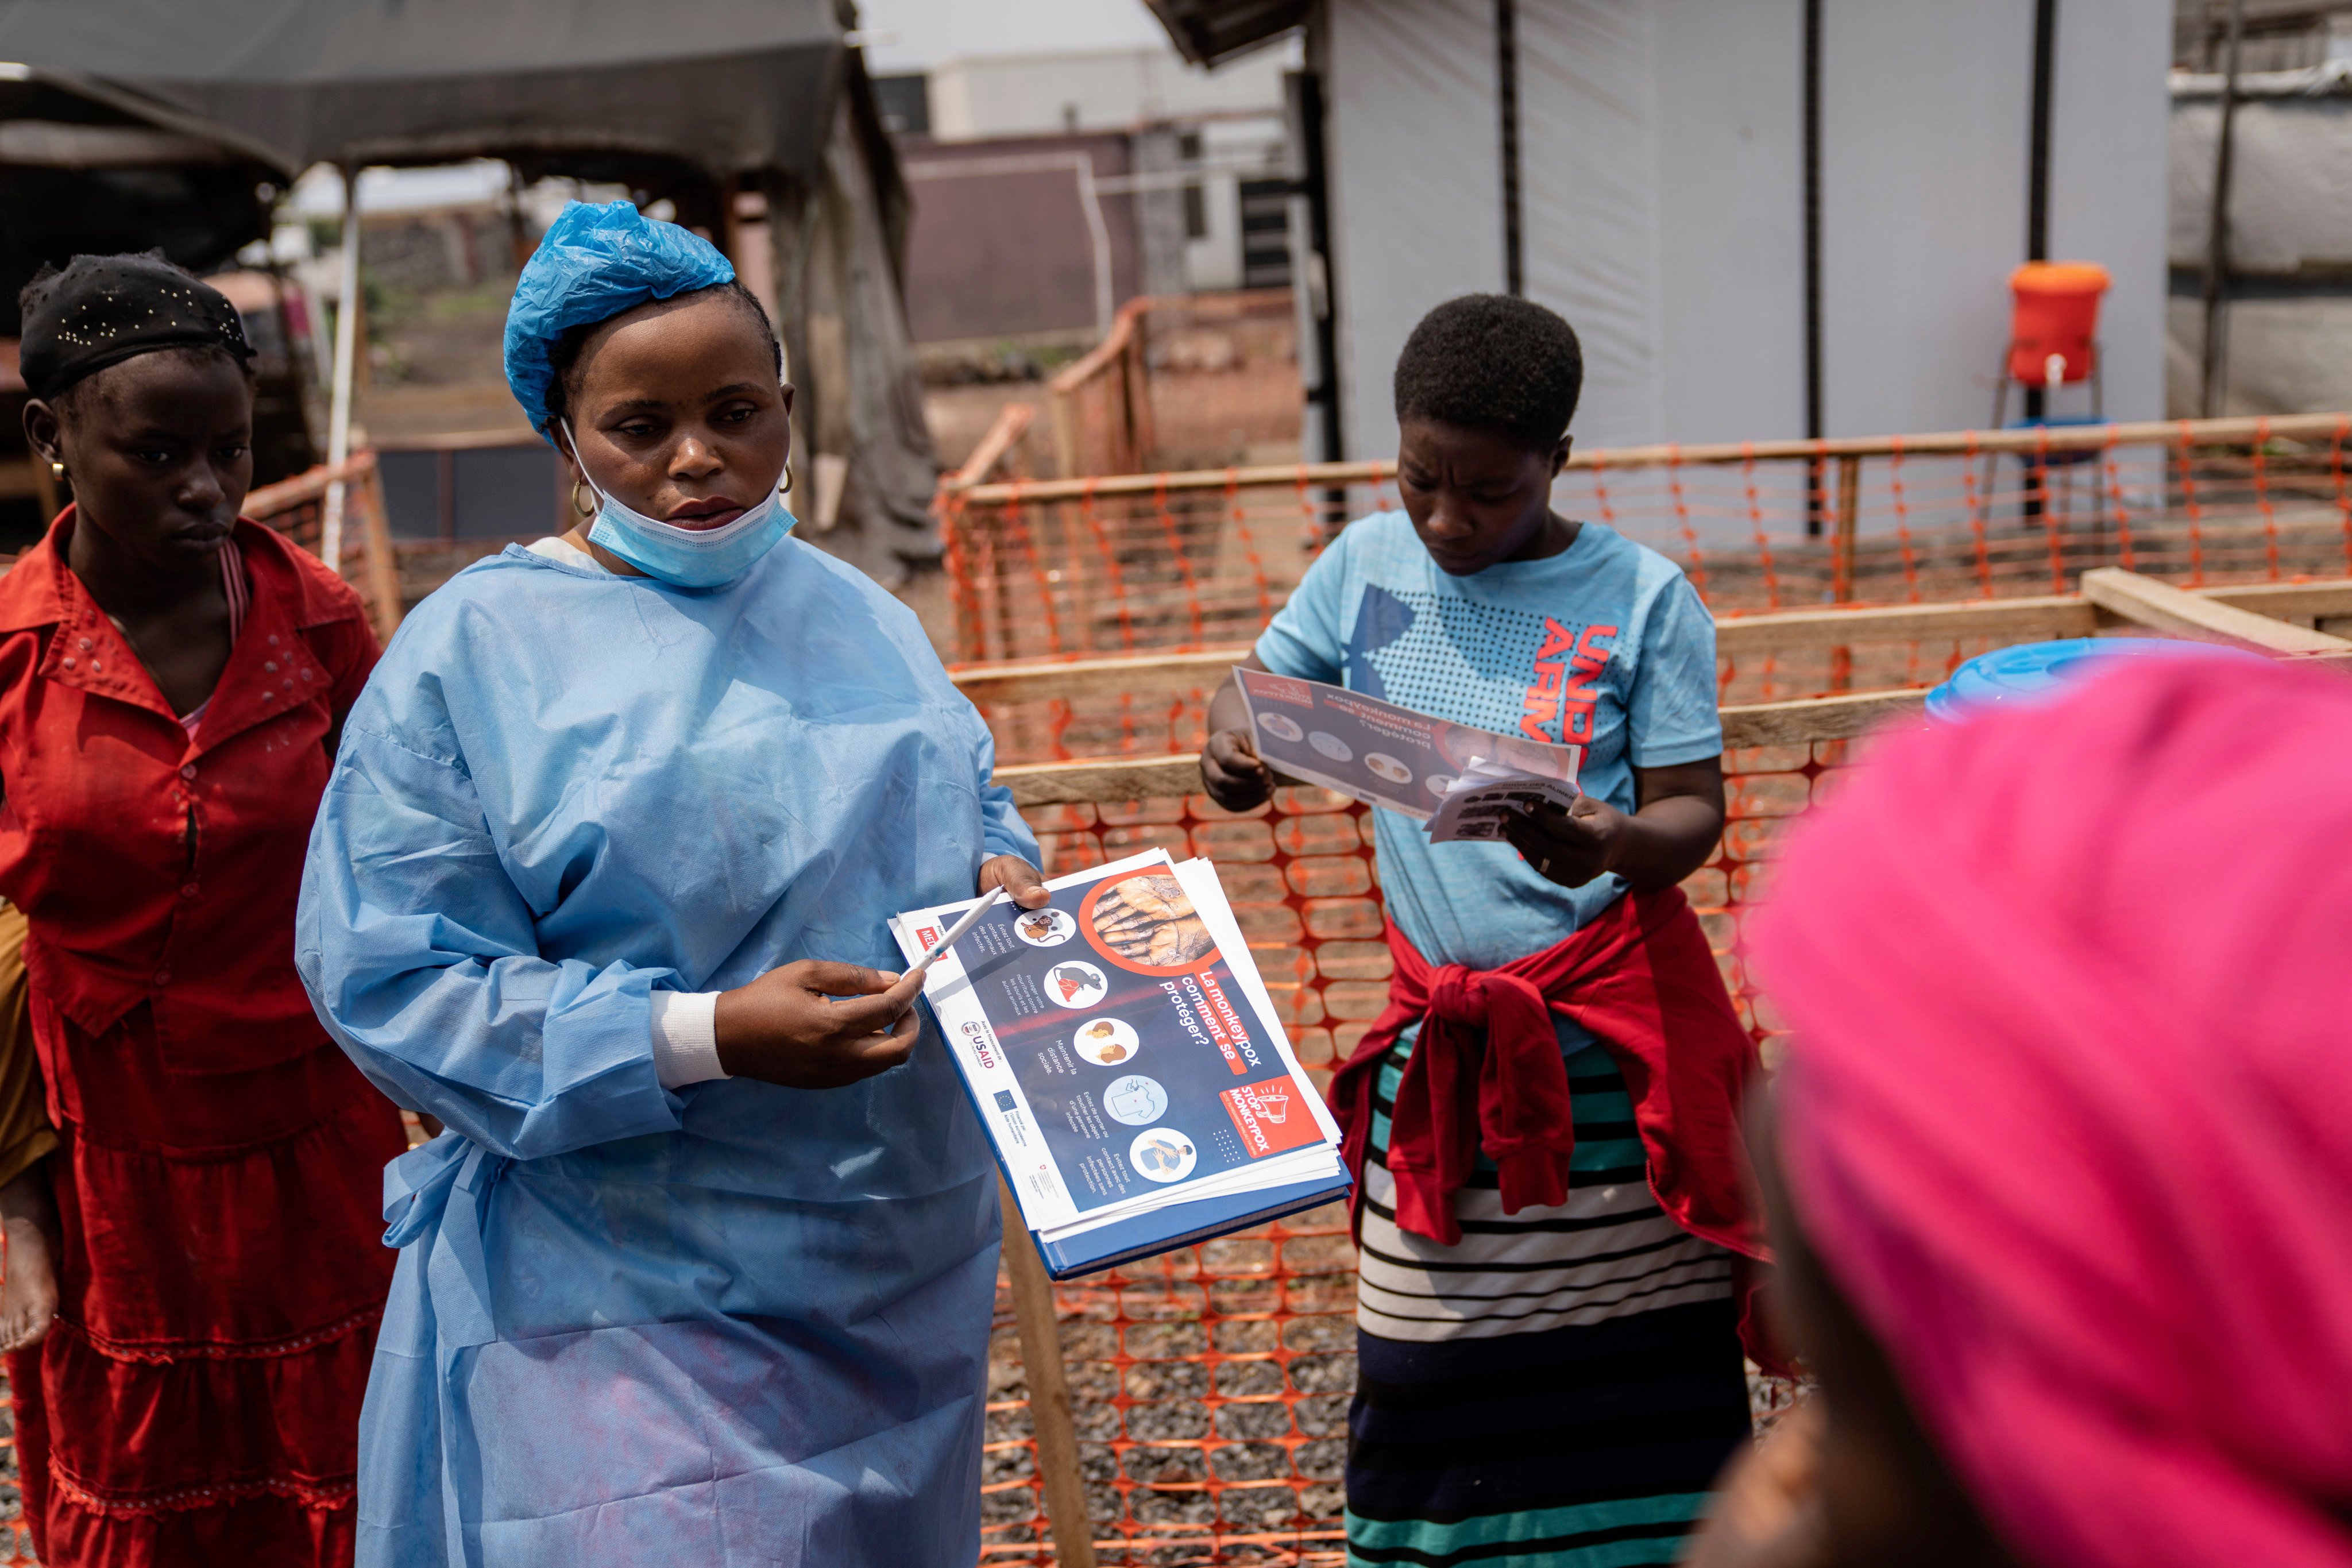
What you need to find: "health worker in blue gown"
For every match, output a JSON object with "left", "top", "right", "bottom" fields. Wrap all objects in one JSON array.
[{"left": 297, "top": 200, "right": 1053, "bottom": 1567}]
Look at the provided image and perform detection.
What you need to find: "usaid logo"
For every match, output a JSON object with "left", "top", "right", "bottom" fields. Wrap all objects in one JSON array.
[{"left": 959, "top": 1018, "right": 1000, "bottom": 1071}]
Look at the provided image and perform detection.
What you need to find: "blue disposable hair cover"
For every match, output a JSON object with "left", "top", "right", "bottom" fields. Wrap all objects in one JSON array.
[{"left": 503, "top": 199, "right": 735, "bottom": 440}]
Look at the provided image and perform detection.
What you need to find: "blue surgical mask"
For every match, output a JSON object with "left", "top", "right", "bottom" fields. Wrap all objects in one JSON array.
[{"left": 565, "top": 420, "right": 794, "bottom": 588}]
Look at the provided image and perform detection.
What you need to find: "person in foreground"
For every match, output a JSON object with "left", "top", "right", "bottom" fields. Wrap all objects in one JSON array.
[
  {"left": 298, "top": 200, "right": 1049, "bottom": 1567},
  {"left": 0, "top": 254, "right": 404, "bottom": 1563},
  {"left": 1202, "top": 295, "right": 1782, "bottom": 1568},
  {"left": 1688, "top": 653, "right": 2352, "bottom": 1568}
]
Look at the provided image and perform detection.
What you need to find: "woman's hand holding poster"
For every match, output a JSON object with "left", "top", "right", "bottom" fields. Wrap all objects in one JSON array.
[{"left": 892, "top": 851, "right": 1343, "bottom": 1247}]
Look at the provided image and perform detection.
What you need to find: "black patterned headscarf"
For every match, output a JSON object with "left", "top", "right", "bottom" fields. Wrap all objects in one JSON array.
[{"left": 19, "top": 252, "right": 253, "bottom": 401}]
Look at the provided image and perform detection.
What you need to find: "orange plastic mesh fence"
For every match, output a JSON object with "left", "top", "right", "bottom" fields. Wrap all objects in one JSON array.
[
  {"left": 940, "top": 416, "right": 2352, "bottom": 766},
  {"left": 0, "top": 770, "right": 1828, "bottom": 1568},
  {"left": 978, "top": 751, "right": 1830, "bottom": 1566},
  {"left": 2, "top": 421, "right": 2315, "bottom": 1560}
]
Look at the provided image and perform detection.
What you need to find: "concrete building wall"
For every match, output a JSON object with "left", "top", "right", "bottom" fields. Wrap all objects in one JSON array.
[
  {"left": 927, "top": 44, "right": 1291, "bottom": 140},
  {"left": 1181, "top": 117, "right": 1292, "bottom": 293},
  {"left": 901, "top": 44, "right": 1295, "bottom": 337},
  {"left": 898, "top": 133, "right": 1141, "bottom": 342}
]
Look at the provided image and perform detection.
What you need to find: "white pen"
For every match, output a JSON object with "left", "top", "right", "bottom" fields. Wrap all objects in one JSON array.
[{"left": 906, "top": 887, "right": 1009, "bottom": 980}]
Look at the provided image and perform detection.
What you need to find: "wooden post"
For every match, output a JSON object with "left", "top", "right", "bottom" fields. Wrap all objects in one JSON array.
[
  {"left": 322, "top": 165, "right": 365, "bottom": 574},
  {"left": 979, "top": 512, "right": 1009, "bottom": 664},
  {"left": 1118, "top": 343, "right": 1142, "bottom": 475},
  {"left": 1126, "top": 307, "right": 1156, "bottom": 470},
  {"left": 1830, "top": 454, "right": 1860, "bottom": 690},
  {"left": 358, "top": 464, "right": 404, "bottom": 643},
  {"left": 1050, "top": 389, "right": 1081, "bottom": 482},
  {"left": 2200, "top": 0, "right": 2246, "bottom": 418},
  {"left": 999, "top": 1180, "right": 1098, "bottom": 1568},
  {"left": 1832, "top": 454, "right": 1860, "bottom": 603}
]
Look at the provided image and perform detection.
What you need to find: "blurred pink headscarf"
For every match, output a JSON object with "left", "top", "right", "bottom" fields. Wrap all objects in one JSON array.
[{"left": 1754, "top": 655, "right": 2352, "bottom": 1568}]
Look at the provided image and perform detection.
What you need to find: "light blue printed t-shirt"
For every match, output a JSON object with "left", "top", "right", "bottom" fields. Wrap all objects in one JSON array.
[{"left": 1253, "top": 511, "right": 1721, "bottom": 975}]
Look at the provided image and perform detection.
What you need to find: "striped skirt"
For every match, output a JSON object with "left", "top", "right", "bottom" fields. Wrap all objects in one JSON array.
[{"left": 1345, "top": 1041, "right": 1753, "bottom": 1567}]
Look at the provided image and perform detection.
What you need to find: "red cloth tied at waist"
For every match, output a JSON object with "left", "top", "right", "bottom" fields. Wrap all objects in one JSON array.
[{"left": 1328, "top": 886, "right": 1787, "bottom": 1370}]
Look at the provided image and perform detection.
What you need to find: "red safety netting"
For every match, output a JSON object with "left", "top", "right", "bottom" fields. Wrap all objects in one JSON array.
[
  {"left": 941, "top": 417, "right": 2352, "bottom": 767},
  {"left": 945, "top": 420, "right": 2352, "bottom": 1563},
  {"left": 978, "top": 748, "right": 1833, "bottom": 1565},
  {"left": 5, "top": 420, "right": 2329, "bottom": 1563},
  {"left": 0, "top": 776, "right": 1832, "bottom": 1568}
]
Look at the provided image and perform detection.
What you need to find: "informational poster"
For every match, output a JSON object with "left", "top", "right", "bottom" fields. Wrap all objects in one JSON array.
[
  {"left": 893, "top": 852, "right": 1342, "bottom": 1239},
  {"left": 1234, "top": 666, "right": 1582, "bottom": 821}
]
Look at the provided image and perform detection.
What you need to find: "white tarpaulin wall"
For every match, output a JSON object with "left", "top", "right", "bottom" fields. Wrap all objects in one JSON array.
[
  {"left": 1320, "top": 0, "right": 2168, "bottom": 468},
  {"left": 2171, "top": 65, "right": 2352, "bottom": 277},
  {"left": 2169, "top": 66, "right": 2352, "bottom": 418}
]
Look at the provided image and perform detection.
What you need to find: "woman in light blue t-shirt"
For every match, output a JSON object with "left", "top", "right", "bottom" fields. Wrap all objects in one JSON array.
[{"left": 1202, "top": 296, "right": 1776, "bottom": 1568}]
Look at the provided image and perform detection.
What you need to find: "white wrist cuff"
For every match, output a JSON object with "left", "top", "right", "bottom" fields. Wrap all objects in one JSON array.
[{"left": 650, "top": 990, "right": 727, "bottom": 1089}]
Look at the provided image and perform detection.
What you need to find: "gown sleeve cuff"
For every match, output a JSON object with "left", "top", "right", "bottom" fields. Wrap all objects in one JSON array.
[{"left": 648, "top": 990, "right": 728, "bottom": 1089}]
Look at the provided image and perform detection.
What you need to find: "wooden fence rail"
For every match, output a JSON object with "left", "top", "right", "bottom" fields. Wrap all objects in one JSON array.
[
  {"left": 954, "top": 576, "right": 2352, "bottom": 737},
  {"left": 941, "top": 411, "right": 2352, "bottom": 501},
  {"left": 935, "top": 412, "right": 2352, "bottom": 668}
]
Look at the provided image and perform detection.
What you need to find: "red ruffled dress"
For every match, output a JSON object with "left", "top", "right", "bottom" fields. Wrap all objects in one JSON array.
[{"left": 0, "top": 513, "right": 405, "bottom": 1565}]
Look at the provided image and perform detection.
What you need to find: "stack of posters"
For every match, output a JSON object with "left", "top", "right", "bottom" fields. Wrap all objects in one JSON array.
[
  {"left": 1233, "top": 667, "right": 1582, "bottom": 835},
  {"left": 890, "top": 850, "right": 1349, "bottom": 1279}
]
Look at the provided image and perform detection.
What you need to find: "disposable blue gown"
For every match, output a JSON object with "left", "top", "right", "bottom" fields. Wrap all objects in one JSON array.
[{"left": 297, "top": 537, "right": 1034, "bottom": 1566}]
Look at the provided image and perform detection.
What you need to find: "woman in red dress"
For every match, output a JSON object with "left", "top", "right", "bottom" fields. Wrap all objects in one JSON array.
[{"left": 0, "top": 254, "right": 407, "bottom": 1563}]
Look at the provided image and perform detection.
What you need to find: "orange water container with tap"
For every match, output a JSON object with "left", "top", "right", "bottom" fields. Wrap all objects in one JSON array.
[{"left": 2007, "top": 261, "right": 2110, "bottom": 388}]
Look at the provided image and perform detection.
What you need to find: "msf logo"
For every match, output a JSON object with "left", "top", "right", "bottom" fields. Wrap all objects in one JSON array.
[{"left": 1521, "top": 618, "right": 1616, "bottom": 744}]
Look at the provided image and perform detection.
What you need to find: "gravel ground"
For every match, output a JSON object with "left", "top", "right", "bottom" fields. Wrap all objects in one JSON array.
[{"left": 0, "top": 1250, "right": 1803, "bottom": 1568}]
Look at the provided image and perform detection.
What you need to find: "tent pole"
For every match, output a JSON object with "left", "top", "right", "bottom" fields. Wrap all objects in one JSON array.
[
  {"left": 1494, "top": 0, "right": 1522, "bottom": 297},
  {"left": 2026, "top": 0, "right": 2056, "bottom": 265},
  {"left": 2025, "top": 0, "right": 2057, "bottom": 428},
  {"left": 1802, "top": 0, "right": 1824, "bottom": 536},
  {"left": 1073, "top": 155, "right": 1113, "bottom": 341},
  {"left": 2199, "top": 0, "right": 2244, "bottom": 420},
  {"left": 323, "top": 165, "right": 364, "bottom": 576},
  {"left": 1291, "top": 64, "right": 1343, "bottom": 470}
]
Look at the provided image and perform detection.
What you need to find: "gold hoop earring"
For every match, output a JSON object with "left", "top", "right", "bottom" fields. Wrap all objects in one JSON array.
[
  {"left": 49, "top": 461, "right": 64, "bottom": 481},
  {"left": 777, "top": 462, "right": 793, "bottom": 497},
  {"left": 570, "top": 480, "right": 595, "bottom": 518}
]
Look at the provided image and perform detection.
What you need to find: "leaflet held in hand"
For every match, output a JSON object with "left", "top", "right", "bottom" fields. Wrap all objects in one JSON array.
[
  {"left": 1233, "top": 667, "right": 1581, "bottom": 840},
  {"left": 890, "top": 850, "right": 1348, "bottom": 1276}
]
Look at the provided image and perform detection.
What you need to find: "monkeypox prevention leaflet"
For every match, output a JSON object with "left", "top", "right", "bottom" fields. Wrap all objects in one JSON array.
[
  {"left": 1234, "top": 667, "right": 1581, "bottom": 821},
  {"left": 891, "top": 849, "right": 1343, "bottom": 1242}
]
